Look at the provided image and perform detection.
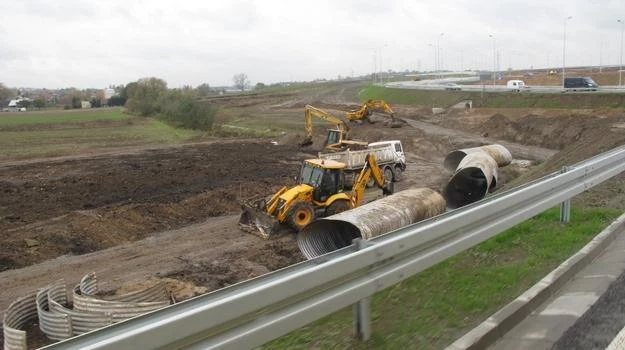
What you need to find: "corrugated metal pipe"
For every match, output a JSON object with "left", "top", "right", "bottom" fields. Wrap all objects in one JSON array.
[
  {"left": 297, "top": 188, "right": 446, "bottom": 259},
  {"left": 443, "top": 144, "right": 512, "bottom": 172},
  {"left": 444, "top": 151, "right": 499, "bottom": 209}
]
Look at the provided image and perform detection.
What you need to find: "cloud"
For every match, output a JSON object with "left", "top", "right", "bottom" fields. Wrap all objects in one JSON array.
[{"left": 2, "top": 0, "right": 624, "bottom": 88}]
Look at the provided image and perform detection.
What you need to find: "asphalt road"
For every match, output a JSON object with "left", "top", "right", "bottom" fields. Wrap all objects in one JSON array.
[
  {"left": 551, "top": 270, "right": 625, "bottom": 350},
  {"left": 384, "top": 80, "right": 625, "bottom": 94}
]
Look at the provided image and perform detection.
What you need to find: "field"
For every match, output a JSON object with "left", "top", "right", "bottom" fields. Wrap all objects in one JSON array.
[
  {"left": 0, "top": 108, "right": 202, "bottom": 160},
  {"left": 2, "top": 80, "right": 625, "bottom": 348}
]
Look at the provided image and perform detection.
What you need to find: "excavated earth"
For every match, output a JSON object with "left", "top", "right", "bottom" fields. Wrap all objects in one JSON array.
[{"left": 2, "top": 101, "right": 625, "bottom": 348}]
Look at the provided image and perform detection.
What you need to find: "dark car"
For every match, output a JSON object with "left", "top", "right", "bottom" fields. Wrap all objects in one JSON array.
[{"left": 564, "top": 77, "right": 599, "bottom": 91}]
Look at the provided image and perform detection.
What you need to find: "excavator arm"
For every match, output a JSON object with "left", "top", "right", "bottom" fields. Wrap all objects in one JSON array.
[
  {"left": 350, "top": 154, "right": 393, "bottom": 208},
  {"left": 346, "top": 99, "right": 395, "bottom": 123},
  {"left": 301, "top": 104, "right": 366, "bottom": 151}
]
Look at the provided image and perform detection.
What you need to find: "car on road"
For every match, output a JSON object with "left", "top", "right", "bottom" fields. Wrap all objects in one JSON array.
[
  {"left": 506, "top": 80, "right": 525, "bottom": 92},
  {"left": 563, "top": 77, "right": 599, "bottom": 91},
  {"left": 443, "top": 83, "right": 462, "bottom": 91}
]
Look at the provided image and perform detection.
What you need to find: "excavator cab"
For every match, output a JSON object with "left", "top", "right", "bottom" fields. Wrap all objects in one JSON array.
[{"left": 324, "top": 129, "right": 343, "bottom": 149}]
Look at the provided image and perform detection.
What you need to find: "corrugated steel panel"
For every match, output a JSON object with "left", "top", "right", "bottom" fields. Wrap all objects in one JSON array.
[
  {"left": 3, "top": 291, "right": 37, "bottom": 350},
  {"left": 37, "top": 283, "right": 72, "bottom": 341},
  {"left": 48, "top": 300, "right": 113, "bottom": 335},
  {"left": 73, "top": 285, "right": 169, "bottom": 322},
  {"left": 80, "top": 272, "right": 170, "bottom": 303}
]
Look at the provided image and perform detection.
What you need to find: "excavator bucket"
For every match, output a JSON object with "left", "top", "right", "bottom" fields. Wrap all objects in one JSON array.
[
  {"left": 300, "top": 136, "right": 313, "bottom": 147},
  {"left": 238, "top": 198, "right": 284, "bottom": 239}
]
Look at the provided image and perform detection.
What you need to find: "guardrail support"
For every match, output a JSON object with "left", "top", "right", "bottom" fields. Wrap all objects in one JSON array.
[
  {"left": 560, "top": 166, "right": 571, "bottom": 223},
  {"left": 352, "top": 239, "right": 372, "bottom": 341}
]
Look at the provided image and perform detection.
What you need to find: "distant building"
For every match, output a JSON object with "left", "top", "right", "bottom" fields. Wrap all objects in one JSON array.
[
  {"left": 81, "top": 101, "right": 92, "bottom": 109},
  {"left": 103, "top": 88, "right": 115, "bottom": 99}
]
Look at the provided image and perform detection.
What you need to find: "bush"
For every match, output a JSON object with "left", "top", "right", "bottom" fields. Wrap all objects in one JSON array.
[{"left": 124, "top": 77, "right": 216, "bottom": 131}]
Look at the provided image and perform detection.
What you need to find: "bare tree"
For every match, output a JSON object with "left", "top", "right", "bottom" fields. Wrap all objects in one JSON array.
[{"left": 233, "top": 73, "right": 249, "bottom": 92}]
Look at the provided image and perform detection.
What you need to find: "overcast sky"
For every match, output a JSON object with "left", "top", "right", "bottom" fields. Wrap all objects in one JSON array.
[{"left": 2, "top": 0, "right": 624, "bottom": 89}]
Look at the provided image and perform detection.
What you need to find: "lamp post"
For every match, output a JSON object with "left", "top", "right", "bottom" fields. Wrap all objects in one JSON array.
[
  {"left": 489, "top": 34, "right": 496, "bottom": 86},
  {"left": 437, "top": 32, "right": 444, "bottom": 78},
  {"left": 428, "top": 43, "right": 435, "bottom": 72},
  {"left": 562, "top": 16, "right": 572, "bottom": 87},
  {"left": 618, "top": 19, "right": 624, "bottom": 86}
]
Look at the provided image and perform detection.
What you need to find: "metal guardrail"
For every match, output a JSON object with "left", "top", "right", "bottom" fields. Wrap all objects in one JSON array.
[
  {"left": 3, "top": 291, "right": 37, "bottom": 350},
  {"left": 46, "top": 145, "right": 625, "bottom": 350}
]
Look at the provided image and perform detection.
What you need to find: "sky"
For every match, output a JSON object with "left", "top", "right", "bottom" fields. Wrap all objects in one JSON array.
[{"left": 2, "top": 0, "right": 625, "bottom": 89}]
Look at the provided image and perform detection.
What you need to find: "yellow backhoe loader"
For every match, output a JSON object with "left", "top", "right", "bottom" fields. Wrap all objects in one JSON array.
[
  {"left": 346, "top": 99, "right": 403, "bottom": 127},
  {"left": 300, "top": 104, "right": 368, "bottom": 152},
  {"left": 239, "top": 153, "right": 393, "bottom": 238}
]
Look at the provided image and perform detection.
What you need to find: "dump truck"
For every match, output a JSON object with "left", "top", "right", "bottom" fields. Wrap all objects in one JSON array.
[
  {"left": 239, "top": 153, "right": 393, "bottom": 238},
  {"left": 318, "top": 140, "right": 406, "bottom": 186}
]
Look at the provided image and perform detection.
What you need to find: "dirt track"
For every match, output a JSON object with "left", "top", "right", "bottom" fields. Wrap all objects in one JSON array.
[{"left": 2, "top": 97, "right": 625, "bottom": 347}]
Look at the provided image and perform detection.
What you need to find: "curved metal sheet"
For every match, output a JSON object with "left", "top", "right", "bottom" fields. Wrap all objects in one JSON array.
[
  {"left": 444, "top": 152, "right": 499, "bottom": 209},
  {"left": 3, "top": 291, "right": 37, "bottom": 350},
  {"left": 297, "top": 188, "right": 446, "bottom": 259},
  {"left": 37, "top": 281, "right": 72, "bottom": 341},
  {"left": 80, "top": 272, "right": 170, "bottom": 303},
  {"left": 72, "top": 285, "right": 170, "bottom": 321},
  {"left": 444, "top": 144, "right": 512, "bottom": 171}
]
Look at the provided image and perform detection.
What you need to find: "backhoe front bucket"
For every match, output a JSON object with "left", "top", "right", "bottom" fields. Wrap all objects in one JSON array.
[{"left": 238, "top": 200, "right": 284, "bottom": 239}]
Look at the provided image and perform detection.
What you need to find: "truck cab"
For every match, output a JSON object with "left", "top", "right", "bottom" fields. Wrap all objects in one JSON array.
[{"left": 368, "top": 140, "right": 405, "bottom": 165}]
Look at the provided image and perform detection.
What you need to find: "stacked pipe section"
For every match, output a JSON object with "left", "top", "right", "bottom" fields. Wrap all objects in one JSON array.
[
  {"left": 297, "top": 188, "right": 446, "bottom": 259},
  {"left": 443, "top": 144, "right": 512, "bottom": 209}
]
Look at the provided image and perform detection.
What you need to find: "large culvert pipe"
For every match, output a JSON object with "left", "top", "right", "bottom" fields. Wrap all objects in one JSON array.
[
  {"left": 444, "top": 152, "right": 498, "bottom": 209},
  {"left": 297, "top": 188, "right": 446, "bottom": 259},
  {"left": 443, "top": 144, "right": 512, "bottom": 171}
]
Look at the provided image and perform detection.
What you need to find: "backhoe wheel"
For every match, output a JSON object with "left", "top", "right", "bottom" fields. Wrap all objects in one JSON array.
[
  {"left": 325, "top": 199, "right": 350, "bottom": 216},
  {"left": 286, "top": 201, "right": 316, "bottom": 231},
  {"left": 384, "top": 167, "right": 394, "bottom": 184}
]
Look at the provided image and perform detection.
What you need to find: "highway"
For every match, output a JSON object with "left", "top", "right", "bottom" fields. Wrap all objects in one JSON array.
[{"left": 384, "top": 80, "right": 625, "bottom": 94}]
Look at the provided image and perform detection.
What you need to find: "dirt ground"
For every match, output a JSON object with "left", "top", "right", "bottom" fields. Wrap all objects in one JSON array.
[{"left": 2, "top": 89, "right": 625, "bottom": 347}]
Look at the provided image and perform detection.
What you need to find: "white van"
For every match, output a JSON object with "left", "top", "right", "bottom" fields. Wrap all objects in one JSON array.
[{"left": 506, "top": 80, "right": 525, "bottom": 92}]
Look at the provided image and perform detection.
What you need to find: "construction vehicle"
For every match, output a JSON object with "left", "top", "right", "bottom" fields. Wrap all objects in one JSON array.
[
  {"left": 300, "top": 104, "right": 368, "bottom": 152},
  {"left": 238, "top": 153, "right": 393, "bottom": 238},
  {"left": 345, "top": 99, "right": 403, "bottom": 127},
  {"left": 319, "top": 140, "right": 406, "bottom": 186}
]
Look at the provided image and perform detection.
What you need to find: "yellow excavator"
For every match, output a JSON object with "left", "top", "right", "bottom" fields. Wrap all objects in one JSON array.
[
  {"left": 239, "top": 153, "right": 393, "bottom": 238},
  {"left": 346, "top": 99, "right": 402, "bottom": 127},
  {"left": 300, "top": 104, "right": 368, "bottom": 152}
]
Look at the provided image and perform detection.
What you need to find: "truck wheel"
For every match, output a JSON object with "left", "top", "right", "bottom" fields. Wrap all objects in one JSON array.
[
  {"left": 286, "top": 201, "right": 316, "bottom": 231},
  {"left": 383, "top": 167, "right": 394, "bottom": 184},
  {"left": 393, "top": 165, "right": 403, "bottom": 182},
  {"left": 325, "top": 199, "right": 350, "bottom": 216}
]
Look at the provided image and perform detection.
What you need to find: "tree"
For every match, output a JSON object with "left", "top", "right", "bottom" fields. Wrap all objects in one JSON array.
[
  {"left": 195, "top": 83, "right": 211, "bottom": 97},
  {"left": 0, "top": 83, "right": 13, "bottom": 106},
  {"left": 255, "top": 82, "right": 266, "bottom": 90},
  {"left": 125, "top": 77, "right": 168, "bottom": 116},
  {"left": 17, "top": 99, "right": 32, "bottom": 109},
  {"left": 233, "top": 73, "right": 249, "bottom": 92},
  {"left": 33, "top": 98, "right": 46, "bottom": 110}
]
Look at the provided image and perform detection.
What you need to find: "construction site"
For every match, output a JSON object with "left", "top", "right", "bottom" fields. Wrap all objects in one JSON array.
[{"left": 3, "top": 73, "right": 625, "bottom": 348}]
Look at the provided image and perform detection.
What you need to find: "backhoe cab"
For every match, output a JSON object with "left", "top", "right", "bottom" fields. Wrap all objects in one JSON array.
[{"left": 238, "top": 154, "right": 393, "bottom": 238}]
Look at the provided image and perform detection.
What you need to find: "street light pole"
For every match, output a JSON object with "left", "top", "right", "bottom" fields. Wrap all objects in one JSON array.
[
  {"left": 618, "top": 19, "right": 624, "bottom": 86},
  {"left": 437, "top": 32, "right": 444, "bottom": 78},
  {"left": 562, "top": 16, "right": 572, "bottom": 87},
  {"left": 489, "top": 34, "right": 496, "bottom": 86}
]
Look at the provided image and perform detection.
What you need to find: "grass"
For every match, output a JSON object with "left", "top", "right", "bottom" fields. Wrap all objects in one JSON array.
[
  {"left": 358, "top": 85, "right": 625, "bottom": 109},
  {"left": 0, "top": 118, "right": 202, "bottom": 160},
  {"left": 0, "top": 108, "right": 130, "bottom": 126},
  {"left": 266, "top": 206, "right": 620, "bottom": 349}
]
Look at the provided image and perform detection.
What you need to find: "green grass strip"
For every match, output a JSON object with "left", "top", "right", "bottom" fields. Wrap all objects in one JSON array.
[{"left": 267, "top": 207, "right": 620, "bottom": 349}]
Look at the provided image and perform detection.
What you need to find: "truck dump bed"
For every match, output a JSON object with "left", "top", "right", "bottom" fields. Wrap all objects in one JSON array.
[{"left": 318, "top": 144, "right": 398, "bottom": 170}]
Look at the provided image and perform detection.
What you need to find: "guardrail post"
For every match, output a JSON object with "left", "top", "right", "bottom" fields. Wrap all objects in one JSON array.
[
  {"left": 352, "top": 239, "right": 372, "bottom": 341},
  {"left": 560, "top": 166, "right": 571, "bottom": 223}
]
